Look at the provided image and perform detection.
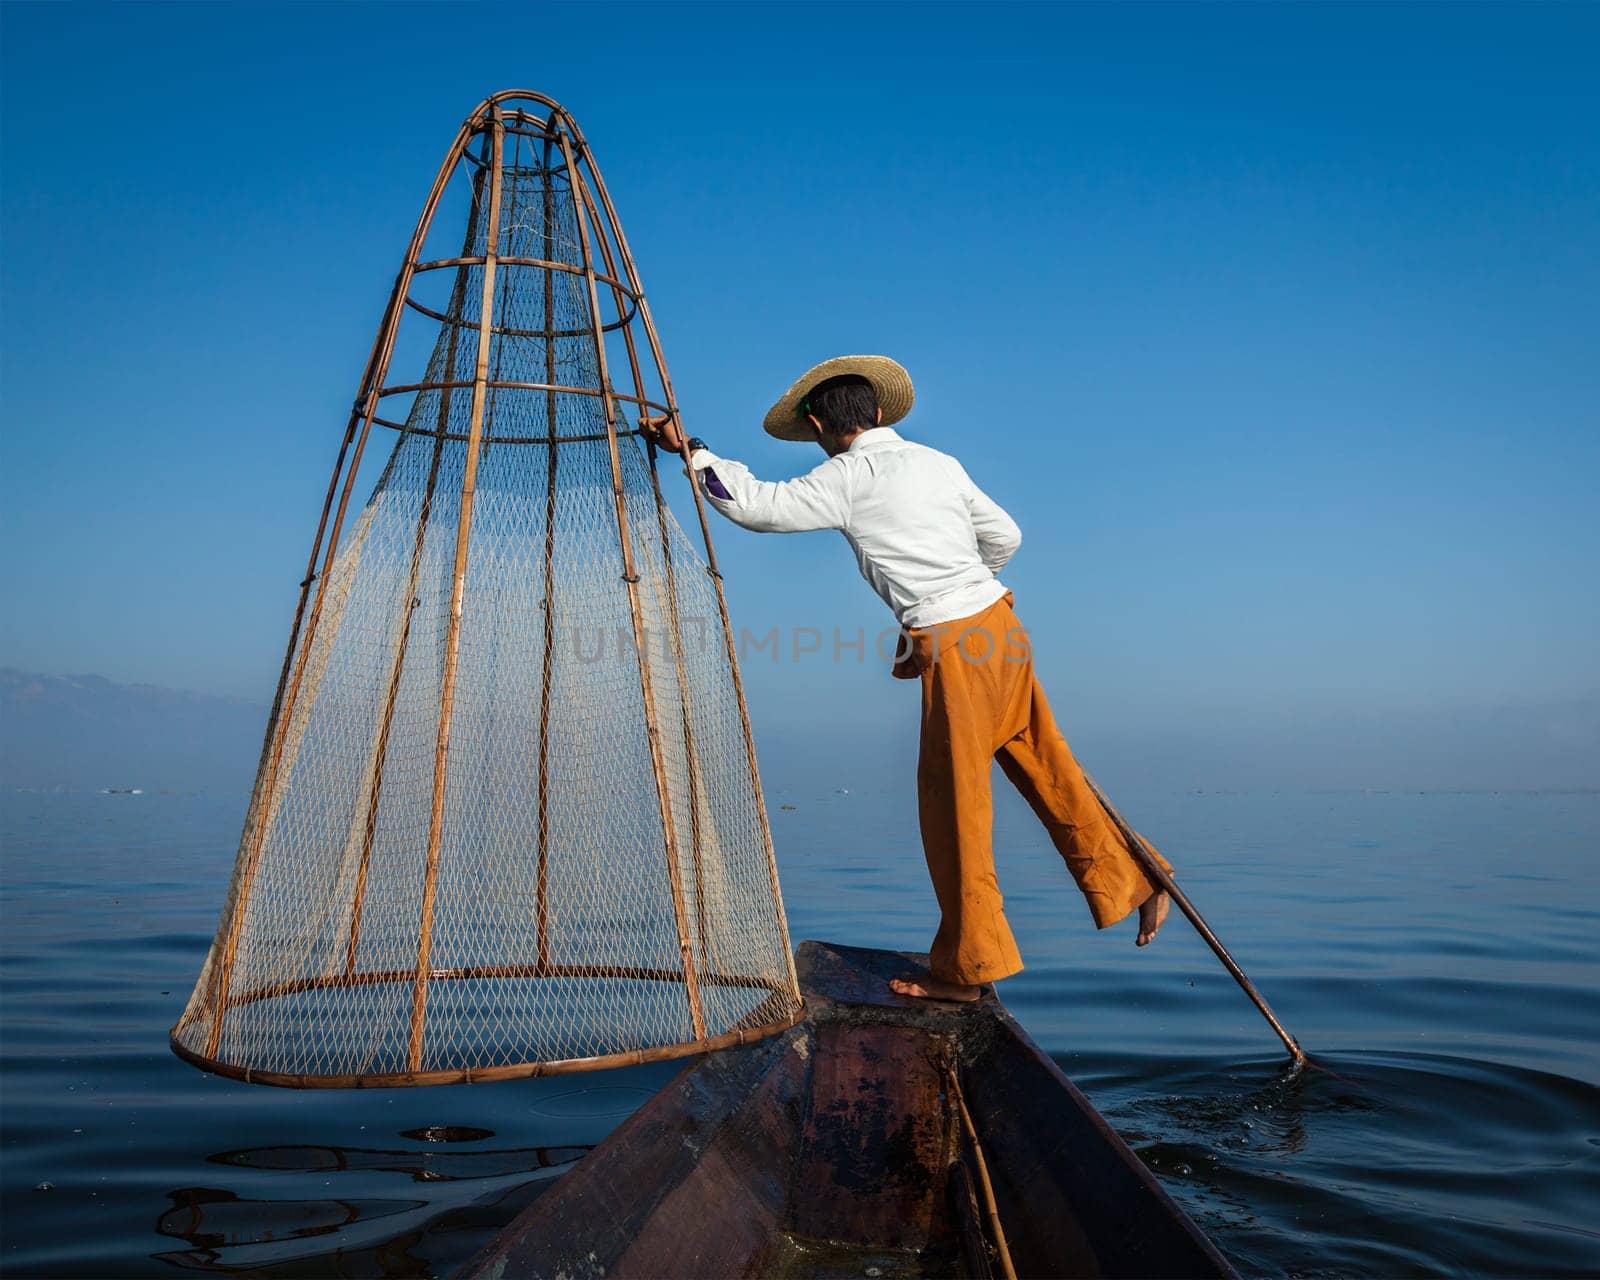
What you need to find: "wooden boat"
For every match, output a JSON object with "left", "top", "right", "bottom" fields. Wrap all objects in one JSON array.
[{"left": 460, "top": 940, "right": 1236, "bottom": 1279}]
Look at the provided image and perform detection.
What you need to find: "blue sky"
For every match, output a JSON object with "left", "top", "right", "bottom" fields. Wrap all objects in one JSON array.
[{"left": 3, "top": 2, "right": 1596, "bottom": 788}]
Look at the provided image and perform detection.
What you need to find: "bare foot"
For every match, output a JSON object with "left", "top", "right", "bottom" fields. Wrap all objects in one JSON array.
[
  {"left": 889, "top": 974, "right": 982, "bottom": 1002},
  {"left": 1136, "top": 889, "right": 1170, "bottom": 946}
]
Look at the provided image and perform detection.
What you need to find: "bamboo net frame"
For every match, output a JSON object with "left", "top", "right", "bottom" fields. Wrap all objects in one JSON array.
[{"left": 170, "top": 91, "right": 803, "bottom": 1088}]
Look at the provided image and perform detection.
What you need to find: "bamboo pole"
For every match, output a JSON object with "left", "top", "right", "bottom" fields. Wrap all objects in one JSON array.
[
  {"left": 225, "top": 960, "right": 786, "bottom": 1008},
  {"left": 1084, "top": 773, "right": 1305, "bottom": 1063},
  {"left": 343, "top": 177, "right": 483, "bottom": 976},
  {"left": 573, "top": 125, "right": 800, "bottom": 1000},
  {"left": 574, "top": 167, "right": 714, "bottom": 974},
  {"left": 551, "top": 114, "right": 706, "bottom": 1041},
  {"left": 412, "top": 254, "right": 637, "bottom": 295},
  {"left": 407, "top": 106, "right": 507, "bottom": 1073},
  {"left": 369, "top": 417, "right": 648, "bottom": 444},
  {"left": 204, "top": 112, "right": 481, "bottom": 1060},
  {"left": 535, "top": 133, "right": 559, "bottom": 972},
  {"left": 244, "top": 345, "right": 374, "bottom": 837},
  {"left": 403, "top": 289, "right": 637, "bottom": 337},
  {"left": 373, "top": 378, "right": 665, "bottom": 409},
  {"left": 944, "top": 1062, "right": 1018, "bottom": 1280}
]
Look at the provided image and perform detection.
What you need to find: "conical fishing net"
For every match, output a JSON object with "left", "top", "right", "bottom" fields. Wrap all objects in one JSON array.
[{"left": 171, "top": 93, "right": 802, "bottom": 1087}]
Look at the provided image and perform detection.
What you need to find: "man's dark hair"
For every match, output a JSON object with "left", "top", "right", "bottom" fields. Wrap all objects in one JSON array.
[{"left": 800, "top": 374, "right": 878, "bottom": 434}]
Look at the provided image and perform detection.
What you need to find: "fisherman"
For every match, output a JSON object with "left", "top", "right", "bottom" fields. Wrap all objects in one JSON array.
[{"left": 642, "top": 356, "right": 1170, "bottom": 1002}]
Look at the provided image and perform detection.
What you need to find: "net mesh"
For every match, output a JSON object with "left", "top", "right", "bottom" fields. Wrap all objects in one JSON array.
[{"left": 173, "top": 124, "right": 801, "bottom": 1085}]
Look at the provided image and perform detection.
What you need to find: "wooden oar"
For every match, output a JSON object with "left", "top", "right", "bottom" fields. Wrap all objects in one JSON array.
[{"left": 1084, "top": 773, "right": 1306, "bottom": 1064}]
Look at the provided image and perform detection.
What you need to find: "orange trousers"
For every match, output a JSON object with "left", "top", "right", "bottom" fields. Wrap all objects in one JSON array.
[{"left": 895, "top": 592, "right": 1172, "bottom": 985}]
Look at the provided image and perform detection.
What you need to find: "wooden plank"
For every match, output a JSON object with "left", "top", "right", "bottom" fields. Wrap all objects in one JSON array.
[
  {"left": 962, "top": 1012, "right": 1233, "bottom": 1279},
  {"left": 459, "top": 1027, "right": 809, "bottom": 1279},
  {"left": 789, "top": 1022, "right": 953, "bottom": 1250}
]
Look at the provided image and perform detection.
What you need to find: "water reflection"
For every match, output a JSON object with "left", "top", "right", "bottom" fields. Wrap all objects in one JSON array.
[
  {"left": 156, "top": 1186, "right": 427, "bottom": 1263},
  {"left": 152, "top": 1135, "right": 589, "bottom": 1274},
  {"left": 399, "top": 1126, "right": 496, "bottom": 1144},
  {"left": 207, "top": 1138, "right": 590, "bottom": 1182}
]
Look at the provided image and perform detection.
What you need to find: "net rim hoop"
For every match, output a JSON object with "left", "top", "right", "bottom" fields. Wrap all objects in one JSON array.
[
  {"left": 168, "top": 1004, "right": 805, "bottom": 1090},
  {"left": 192, "top": 963, "right": 791, "bottom": 1015}
]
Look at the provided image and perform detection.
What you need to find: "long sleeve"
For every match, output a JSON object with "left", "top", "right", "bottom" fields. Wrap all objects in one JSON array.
[
  {"left": 953, "top": 463, "right": 1021, "bottom": 572},
  {"left": 687, "top": 447, "right": 851, "bottom": 533}
]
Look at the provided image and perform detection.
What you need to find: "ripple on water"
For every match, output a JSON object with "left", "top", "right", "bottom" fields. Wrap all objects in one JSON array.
[
  {"left": 1077, "top": 1050, "right": 1600, "bottom": 1279},
  {"left": 2, "top": 788, "right": 1596, "bottom": 1277}
]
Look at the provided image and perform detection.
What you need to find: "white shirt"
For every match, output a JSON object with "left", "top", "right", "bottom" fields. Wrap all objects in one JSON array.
[{"left": 688, "top": 427, "right": 1022, "bottom": 628}]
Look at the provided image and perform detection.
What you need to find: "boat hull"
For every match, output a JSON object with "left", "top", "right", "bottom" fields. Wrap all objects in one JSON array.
[{"left": 461, "top": 940, "right": 1235, "bottom": 1279}]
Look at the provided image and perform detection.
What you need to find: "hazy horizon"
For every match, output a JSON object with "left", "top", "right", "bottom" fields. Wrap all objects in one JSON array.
[{"left": 4, "top": 665, "right": 1593, "bottom": 798}]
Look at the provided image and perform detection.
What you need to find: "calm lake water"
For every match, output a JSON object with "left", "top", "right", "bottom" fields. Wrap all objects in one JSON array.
[{"left": 2, "top": 784, "right": 1596, "bottom": 1277}]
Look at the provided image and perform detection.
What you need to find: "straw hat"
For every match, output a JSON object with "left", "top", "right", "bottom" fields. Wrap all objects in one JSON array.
[{"left": 762, "top": 354, "right": 915, "bottom": 442}]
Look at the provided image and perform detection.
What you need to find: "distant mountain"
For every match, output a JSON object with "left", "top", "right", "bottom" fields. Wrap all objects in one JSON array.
[
  {"left": 2, "top": 666, "right": 1594, "bottom": 797},
  {"left": 0, "top": 668, "right": 268, "bottom": 793}
]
